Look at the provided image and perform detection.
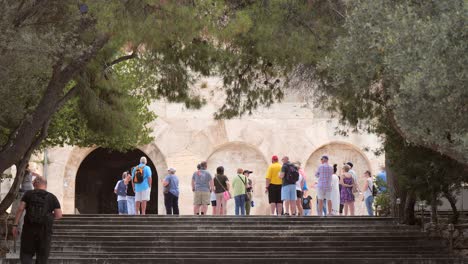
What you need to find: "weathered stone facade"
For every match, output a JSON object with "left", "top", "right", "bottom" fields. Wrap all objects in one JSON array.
[{"left": 2, "top": 79, "right": 386, "bottom": 215}]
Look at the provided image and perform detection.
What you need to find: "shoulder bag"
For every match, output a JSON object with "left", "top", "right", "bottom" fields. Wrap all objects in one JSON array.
[{"left": 216, "top": 175, "right": 231, "bottom": 200}]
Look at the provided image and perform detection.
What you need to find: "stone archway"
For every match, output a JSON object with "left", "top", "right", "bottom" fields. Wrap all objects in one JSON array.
[
  {"left": 75, "top": 148, "right": 158, "bottom": 214},
  {"left": 304, "top": 141, "right": 373, "bottom": 215},
  {"left": 207, "top": 142, "right": 269, "bottom": 215},
  {"left": 63, "top": 144, "right": 167, "bottom": 214}
]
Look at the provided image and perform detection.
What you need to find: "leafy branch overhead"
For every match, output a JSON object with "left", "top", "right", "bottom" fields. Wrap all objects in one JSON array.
[
  {"left": 316, "top": 0, "right": 468, "bottom": 167},
  {"left": 0, "top": 0, "right": 345, "bottom": 156}
]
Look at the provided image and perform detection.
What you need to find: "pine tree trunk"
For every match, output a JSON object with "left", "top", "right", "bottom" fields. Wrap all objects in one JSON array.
[
  {"left": 385, "top": 156, "right": 400, "bottom": 217},
  {"left": 444, "top": 190, "right": 459, "bottom": 224},
  {"left": 404, "top": 190, "right": 416, "bottom": 225},
  {"left": 430, "top": 192, "right": 438, "bottom": 224}
]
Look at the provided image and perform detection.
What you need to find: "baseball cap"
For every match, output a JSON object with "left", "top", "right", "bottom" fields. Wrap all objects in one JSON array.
[
  {"left": 272, "top": 155, "right": 279, "bottom": 161},
  {"left": 167, "top": 167, "right": 176, "bottom": 173},
  {"left": 243, "top": 170, "right": 253, "bottom": 174},
  {"left": 321, "top": 155, "right": 329, "bottom": 160}
]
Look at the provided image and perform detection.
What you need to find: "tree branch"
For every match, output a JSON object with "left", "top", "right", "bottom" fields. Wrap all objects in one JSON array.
[
  {"left": 0, "top": 118, "right": 52, "bottom": 213},
  {"left": 386, "top": 109, "right": 468, "bottom": 170},
  {"left": 105, "top": 52, "right": 137, "bottom": 69}
]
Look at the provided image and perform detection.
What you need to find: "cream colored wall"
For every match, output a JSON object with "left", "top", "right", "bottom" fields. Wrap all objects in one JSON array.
[{"left": 20, "top": 78, "right": 385, "bottom": 215}]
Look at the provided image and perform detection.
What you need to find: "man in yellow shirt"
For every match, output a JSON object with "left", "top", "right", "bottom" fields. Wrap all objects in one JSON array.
[{"left": 265, "top": 155, "right": 283, "bottom": 215}]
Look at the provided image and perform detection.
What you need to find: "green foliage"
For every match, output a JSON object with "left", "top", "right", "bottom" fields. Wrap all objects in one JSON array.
[
  {"left": 0, "top": 0, "right": 345, "bottom": 154},
  {"left": 375, "top": 193, "right": 391, "bottom": 217},
  {"left": 317, "top": 0, "right": 468, "bottom": 166}
]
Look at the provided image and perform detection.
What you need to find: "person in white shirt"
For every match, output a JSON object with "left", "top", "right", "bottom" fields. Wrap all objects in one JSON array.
[
  {"left": 362, "top": 170, "right": 375, "bottom": 216},
  {"left": 293, "top": 162, "right": 305, "bottom": 216},
  {"left": 330, "top": 164, "right": 341, "bottom": 215}
]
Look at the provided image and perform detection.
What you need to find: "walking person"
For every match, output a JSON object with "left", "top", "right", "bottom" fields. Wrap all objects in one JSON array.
[
  {"left": 125, "top": 171, "right": 136, "bottom": 215},
  {"left": 279, "top": 156, "right": 298, "bottom": 216},
  {"left": 114, "top": 172, "right": 128, "bottom": 215},
  {"left": 293, "top": 162, "right": 305, "bottom": 216},
  {"left": 191, "top": 161, "right": 213, "bottom": 215},
  {"left": 362, "top": 170, "right": 374, "bottom": 216},
  {"left": 132, "top": 157, "right": 152, "bottom": 215},
  {"left": 12, "top": 176, "right": 62, "bottom": 264},
  {"left": 163, "top": 168, "right": 179, "bottom": 215},
  {"left": 265, "top": 155, "right": 283, "bottom": 215},
  {"left": 214, "top": 166, "right": 230, "bottom": 215},
  {"left": 315, "top": 155, "right": 333, "bottom": 216},
  {"left": 244, "top": 170, "right": 253, "bottom": 215},
  {"left": 340, "top": 164, "right": 355, "bottom": 216},
  {"left": 330, "top": 164, "right": 341, "bottom": 216},
  {"left": 232, "top": 168, "right": 248, "bottom": 216}
]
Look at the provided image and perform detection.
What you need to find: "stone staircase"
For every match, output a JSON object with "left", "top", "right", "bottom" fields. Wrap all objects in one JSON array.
[{"left": 4, "top": 215, "right": 465, "bottom": 263}]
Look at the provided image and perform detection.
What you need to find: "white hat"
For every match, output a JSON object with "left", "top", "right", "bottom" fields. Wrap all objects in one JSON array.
[{"left": 167, "top": 167, "right": 176, "bottom": 173}]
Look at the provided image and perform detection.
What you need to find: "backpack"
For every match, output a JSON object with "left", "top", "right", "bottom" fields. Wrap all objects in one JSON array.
[
  {"left": 133, "top": 166, "right": 144, "bottom": 184},
  {"left": 26, "top": 191, "right": 50, "bottom": 225},
  {"left": 368, "top": 179, "right": 378, "bottom": 197},
  {"left": 284, "top": 163, "right": 299, "bottom": 184}
]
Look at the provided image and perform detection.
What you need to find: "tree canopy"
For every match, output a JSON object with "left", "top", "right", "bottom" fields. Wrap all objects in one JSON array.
[
  {"left": 0, "top": 0, "right": 345, "bottom": 212},
  {"left": 317, "top": 0, "right": 468, "bottom": 167}
]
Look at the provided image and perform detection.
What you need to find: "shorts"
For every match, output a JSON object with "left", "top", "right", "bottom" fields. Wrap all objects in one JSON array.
[
  {"left": 194, "top": 191, "right": 210, "bottom": 205},
  {"left": 268, "top": 184, "right": 283, "bottom": 204},
  {"left": 135, "top": 188, "right": 151, "bottom": 202},
  {"left": 211, "top": 200, "right": 217, "bottom": 207},
  {"left": 281, "top": 184, "right": 297, "bottom": 201},
  {"left": 296, "top": 190, "right": 303, "bottom": 199},
  {"left": 317, "top": 189, "right": 331, "bottom": 200}
]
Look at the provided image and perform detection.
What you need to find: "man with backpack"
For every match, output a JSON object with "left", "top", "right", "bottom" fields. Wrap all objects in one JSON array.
[
  {"left": 279, "top": 156, "right": 299, "bottom": 216},
  {"left": 132, "top": 156, "right": 152, "bottom": 215},
  {"left": 12, "top": 176, "right": 62, "bottom": 264}
]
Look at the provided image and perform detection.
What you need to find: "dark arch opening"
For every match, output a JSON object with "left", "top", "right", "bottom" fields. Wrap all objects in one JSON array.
[{"left": 75, "top": 148, "right": 158, "bottom": 214}]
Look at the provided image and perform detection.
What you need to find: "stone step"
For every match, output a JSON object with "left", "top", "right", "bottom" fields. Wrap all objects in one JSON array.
[
  {"left": 50, "top": 235, "right": 439, "bottom": 243},
  {"left": 51, "top": 232, "right": 427, "bottom": 238},
  {"left": 5, "top": 215, "right": 462, "bottom": 264},
  {"left": 47, "top": 251, "right": 449, "bottom": 257},
  {"left": 3, "top": 257, "right": 464, "bottom": 264},
  {"left": 53, "top": 224, "right": 416, "bottom": 231},
  {"left": 50, "top": 244, "right": 446, "bottom": 252}
]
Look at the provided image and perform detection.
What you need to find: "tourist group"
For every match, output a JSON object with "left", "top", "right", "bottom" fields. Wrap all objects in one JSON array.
[{"left": 114, "top": 155, "right": 387, "bottom": 216}]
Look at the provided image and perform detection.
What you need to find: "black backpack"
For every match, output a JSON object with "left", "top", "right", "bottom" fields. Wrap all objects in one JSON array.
[
  {"left": 26, "top": 191, "right": 50, "bottom": 225},
  {"left": 133, "top": 166, "right": 144, "bottom": 184},
  {"left": 368, "top": 181, "right": 378, "bottom": 197},
  {"left": 284, "top": 163, "right": 300, "bottom": 184}
]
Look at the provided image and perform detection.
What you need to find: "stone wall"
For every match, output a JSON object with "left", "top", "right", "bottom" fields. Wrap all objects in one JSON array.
[{"left": 2, "top": 78, "right": 386, "bottom": 215}]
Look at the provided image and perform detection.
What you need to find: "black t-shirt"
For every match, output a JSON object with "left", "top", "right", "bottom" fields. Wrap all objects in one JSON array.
[
  {"left": 281, "top": 162, "right": 295, "bottom": 186},
  {"left": 21, "top": 190, "right": 60, "bottom": 229},
  {"left": 214, "top": 174, "right": 229, "bottom": 193},
  {"left": 302, "top": 195, "right": 312, "bottom": 209},
  {"left": 126, "top": 180, "right": 135, "bottom": 196}
]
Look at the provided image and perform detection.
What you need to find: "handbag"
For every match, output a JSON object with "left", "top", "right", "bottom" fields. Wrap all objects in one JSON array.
[{"left": 216, "top": 175, "right": 231, "bottom": 200}]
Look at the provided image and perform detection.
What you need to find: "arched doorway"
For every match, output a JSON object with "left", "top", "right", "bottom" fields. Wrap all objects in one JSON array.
[
  {"left": 206, "top": 142, "right": 269, "bottom": 215},
  {"left": 305, "top": 142, "right": 373, "bottom": 215},
  {"left": 75, "top": 148, "right": 158, "bottom": 214}
]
